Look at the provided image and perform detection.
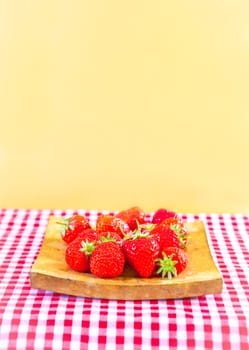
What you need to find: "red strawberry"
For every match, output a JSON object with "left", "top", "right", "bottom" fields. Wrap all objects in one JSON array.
[
  {"left": 76, "top": 228, "right": 98, "bottom": 243},
  {"left": 65, "top": 237, "right": 95, "bottom": 272},
  {"left": 156, "top": 246, "right": 188, "bottom": 279},
  {"left": 152, "top": 208, "right": 179, "bottom": 225},
  {"left": 58, "top": 215, "right": 92, "bottom": 244},
  {"left": 89, "top": 241, "right": 125, "bottom": 278},
  {"left": 165, "top": 217, "right": 188, "bottom": 248},
  {"left": 162, "top": 217, "right": 185, "bottom": 226},
  {"left": 122, "top": 227, "right": 160, "bottom": 278},
  {"left": 96, "top": 214, "right": 129, "bottom": 238},
  {"left": 116, "top": 206, "right": 146, "bottom": 230},
  {"left": 150, "top": 223, "right": 181, "bottom": 250},
  {"left": 151, "top": 217, "right": 188, "bottom": 249}
]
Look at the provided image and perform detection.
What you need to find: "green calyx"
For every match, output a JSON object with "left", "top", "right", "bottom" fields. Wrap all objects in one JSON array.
[
  {"left": 170, "top": 223, "right": 180, "bottom": 234},
  {"left": 179, "top": 234, "right": 187, "bottom": 248},
  {"left": 131, "top": 227, "right": 150, "bottom": 240},
  {"left": 123, "top": 221, "right": 156, "bottom": 241},
  {"left": 141, "top": 223, "right": 156, "bottom": 231},
  {"left": 99, "top": 232, "right": 119, "bottom": 243},
  {"left": 80, "top": 240, "right": 95, "bottom": 256},
  {"left": 170, "top": 223, "right": 187, "bottom": 248},
  {"left": 156, "top": 252, "right": 177, "bottom": 279},
  {"left": 132, "top": 221, "right": 156, "bottom": 239},
  {"left": 56, "top": 218, "right": 69, "bottom": 236}
]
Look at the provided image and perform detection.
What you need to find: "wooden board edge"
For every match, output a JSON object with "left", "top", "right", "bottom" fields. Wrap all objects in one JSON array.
[{"left": 30, "top": 270, "right": 223, "bottom": 300}]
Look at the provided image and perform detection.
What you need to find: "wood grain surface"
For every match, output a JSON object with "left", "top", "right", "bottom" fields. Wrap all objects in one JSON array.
[{"left": 30, "top": 217, "right": 223, "bottom": 300}]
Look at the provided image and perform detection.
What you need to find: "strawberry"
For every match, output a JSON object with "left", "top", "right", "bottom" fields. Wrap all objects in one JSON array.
[
  {"left": 122, "top": 227, "right": 160, "bottom": 278},
  {"left": 76, "top": 228, "right": 98, "bottom": 243},
  {"left": 156, "top": 246, "right": 188, "bottom": 279},
  {"left": 152, "top": 208, "right": 179, "bottom": 225},
  {"left": 89, "top": 241, "right": 125, "bottom": 278},
  {"left": 96, "top": 214, "right": 129, "bottom": 238},
  {"left": 58, "top": 214, "right": 92, "bottom": 244},
  {"left": 162, "top": 217, "right": 181, "bottom": 225},
  {"left": 65, "top": 237, "right": 95, "bottom": 272},
  {"left": 116, "top": 206, "right": 146, "bottom": 230},
  {"left": 165, "top": 217, "right": 188, "bottom": 248},
  {"left": 151, "top": 217, "right": 188, "bottom": 249},
  {"left": 150, "top": 222, "right": 182, "bottom": 250}
]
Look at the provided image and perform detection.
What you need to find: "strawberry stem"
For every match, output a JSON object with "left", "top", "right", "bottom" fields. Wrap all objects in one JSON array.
[
  {"left": 56, "top": 221, "right": 67, "bottom": 226},
  {"left": 56, "top": 218, "right": 69, "bottom": 236}
]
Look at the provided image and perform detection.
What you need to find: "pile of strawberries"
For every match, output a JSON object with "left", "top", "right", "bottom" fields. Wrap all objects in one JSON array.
[{"left": 58, "top": 207, "right": 189, "bottom": 279}]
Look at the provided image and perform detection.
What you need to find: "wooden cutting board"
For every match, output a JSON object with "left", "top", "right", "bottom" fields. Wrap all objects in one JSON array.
[{"left": 30, "top": 217, "right": 223, "bottom": 300}]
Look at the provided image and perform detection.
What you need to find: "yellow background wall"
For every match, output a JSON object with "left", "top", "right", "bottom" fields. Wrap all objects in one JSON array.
[{"left": 0, "top": 1, "right": 249, "bottom": 213}]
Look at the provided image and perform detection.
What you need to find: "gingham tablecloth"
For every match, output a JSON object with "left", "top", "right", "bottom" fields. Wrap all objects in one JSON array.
[{"left": 0, "top": 209, "right": 249, "bottom": 350}]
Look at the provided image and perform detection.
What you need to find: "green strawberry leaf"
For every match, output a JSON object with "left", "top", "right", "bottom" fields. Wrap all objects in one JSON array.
[
  {"left": 80, "top": 239, "right": 96, "bottom": 256},
  {"left": 170, "top": 223, "right": 181, "bottom": 234},
  {"left": 99, "top": 232, "right": 117, "bottom": 243},
  {"left": 56, "top": 218, "right": 69, "bottom": 237},
  {"left": 156, "top": 252, "right": 177, "bottom": 279}
]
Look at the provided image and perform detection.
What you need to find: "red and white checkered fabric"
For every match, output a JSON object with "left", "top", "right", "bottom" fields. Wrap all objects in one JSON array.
[{"left": 0, "top": 209, "right": 249, "bottom": 350}]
